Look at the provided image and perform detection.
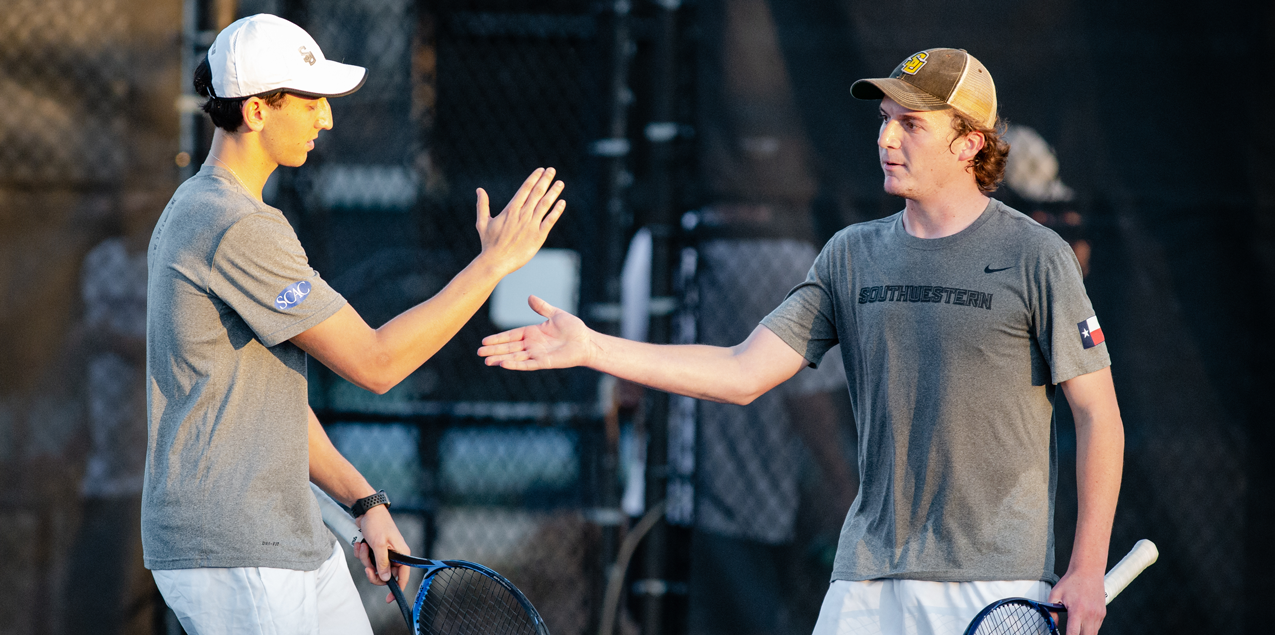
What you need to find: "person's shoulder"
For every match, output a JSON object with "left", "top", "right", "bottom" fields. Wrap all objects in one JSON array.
[
  {"left": 172, "top": 171, "right": 280, "bottom": 232},
  {"left": 986, "top": 199, "right": 1072, "bottom": 255},
  {"left": 156, "top": 172, "right": 288, "bottom": 265},
  {"left": 825, "top": 212, "right": 900, "bottom": 247}
]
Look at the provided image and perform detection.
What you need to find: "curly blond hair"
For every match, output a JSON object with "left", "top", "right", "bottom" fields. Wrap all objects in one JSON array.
[{"left": 949, "top": 111, "right": 1010, "bottom": 194}]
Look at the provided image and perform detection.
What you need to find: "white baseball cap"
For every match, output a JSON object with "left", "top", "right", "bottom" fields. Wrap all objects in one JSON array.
[{"left": 207, "top": 14, "right": 366, "bottom": 99}]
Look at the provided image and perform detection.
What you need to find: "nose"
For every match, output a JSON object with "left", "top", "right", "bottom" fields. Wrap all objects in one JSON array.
[
  {"left": 878, "top": 119, "right": 900, "bottom": 150},
  {"left": 316, "top": 97, "right": 333, "bottom": 130}
]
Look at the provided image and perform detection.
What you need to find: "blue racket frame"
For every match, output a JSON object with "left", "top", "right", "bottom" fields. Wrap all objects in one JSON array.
[
  {"left": 386, "top": 550, "right": 551, "bottom": 635},
  {"left": 310, "top": 484, "right": 550, "bottom": 635}
]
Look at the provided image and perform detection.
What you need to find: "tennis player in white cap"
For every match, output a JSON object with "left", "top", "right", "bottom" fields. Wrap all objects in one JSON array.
[{"left": 145, "top": 14, "right": 566, "bottom": 634}]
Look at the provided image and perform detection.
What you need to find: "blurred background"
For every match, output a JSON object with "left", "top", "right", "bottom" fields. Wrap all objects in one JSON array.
[{"left": 1, "top": 0, "right": 1272, "bottom": 633}]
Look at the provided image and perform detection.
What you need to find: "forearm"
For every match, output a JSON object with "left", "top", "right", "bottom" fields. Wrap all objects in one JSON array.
[
  {"left": 1047, "top": 368, "right": 1124, "bottom": 634},
  {"left": 1069, "top": 409, "right": 1123, "bottom": 575},
  {"left": 586, "top": 326, "right": 799, "bottom": 405},
  {"left": 298, "top": 254, "right": 508, "bottom": 394},
  {"left": 299, "top": 168, "right": 566, "bottom": 394},
  {"left": 1065, "top": 373, "right": 1125, "bottom": 577},
  {"left": 307, "top": 407, "right": 377, "bottom": 506},
  {"left": 367, "top": 255, "right": 507, "bottom": 386},
  {"left": 309, "top": 407, "right": 411, "bottom": 590}
]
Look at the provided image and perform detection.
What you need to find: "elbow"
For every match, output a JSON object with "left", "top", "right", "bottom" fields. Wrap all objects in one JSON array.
[
  {"left": 360, "top": 368, "right": 401, "bottom": 395},
  {"left": 717, "top": 360, "right": 772, "bottom": 405},
  {"left": 346, "top": 352, "right": 400, "bottom": 395},
  {"left": 364, "top": 379, "right": 394, "bottom": 396},
  {"left": 724, "top": 382, "right": 765, "bottom": 406},
  {"left": 345, "top": 372, "right": 394, "bottom": 395}
]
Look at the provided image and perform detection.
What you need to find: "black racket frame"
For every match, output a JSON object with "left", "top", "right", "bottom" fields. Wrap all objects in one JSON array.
[{"left": 963, "top": 597, "right": 1066, "bottom": 635}]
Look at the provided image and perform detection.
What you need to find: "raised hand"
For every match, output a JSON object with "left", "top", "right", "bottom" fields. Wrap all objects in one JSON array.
[
  {"left": 475, "top": 167, "right": 566, "bottom": 276},
  {"left": 478, "top": 295, "right": 594, "bottom": 370}
]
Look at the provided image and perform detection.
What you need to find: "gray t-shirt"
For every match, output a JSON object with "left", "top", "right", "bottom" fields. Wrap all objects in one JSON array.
[
  {"left": 761, "top": 199, "right": 1110, "bottom": 584},
  {"left": 143, "top": 165, "right": 346, "bottom": 571}
]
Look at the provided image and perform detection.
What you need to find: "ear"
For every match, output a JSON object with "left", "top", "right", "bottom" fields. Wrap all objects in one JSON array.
[
  {"left": 956, "top": 129, "right": 986, "bottom": 162},
  {"left": 240, "top": 97, "right": 268, "bottom": 133}
]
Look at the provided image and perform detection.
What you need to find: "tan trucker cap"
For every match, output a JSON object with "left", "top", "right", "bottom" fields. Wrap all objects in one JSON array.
[{"left": 851, "top": 48, "right": 998, "bottom": 130}]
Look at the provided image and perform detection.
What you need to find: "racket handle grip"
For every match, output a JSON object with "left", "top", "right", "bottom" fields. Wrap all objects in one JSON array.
[
  {"left": 311, "top": 483, "right": 365, "bottom": 547},
  {"left": 312, "top": 484, "right": 417, "bottom": 634},
  {"left": 1102, "top": 539, "right": 1158, "bottom": 605},
  {"left": 387, "top": 576, "right": 414, "bottom": 630}
]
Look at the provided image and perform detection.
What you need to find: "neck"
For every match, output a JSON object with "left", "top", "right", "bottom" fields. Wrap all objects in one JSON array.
[
  {"left": 900, "top": 184, "right": 990, "bottom": 239},
  {"left": 203, "top": 129, "right": 277, "bottom": 201}
]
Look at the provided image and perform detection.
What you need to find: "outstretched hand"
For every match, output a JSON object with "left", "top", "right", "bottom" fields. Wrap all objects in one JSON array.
[
  {"left": 478, "top": 295, "right": 594, "bottom": 370},
  {"left": 475, "top": 168, "right": 566, "bottom": 276}
]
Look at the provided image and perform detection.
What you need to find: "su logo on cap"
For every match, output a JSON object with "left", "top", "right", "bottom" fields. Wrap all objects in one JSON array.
[
  {"left": 901, "top": 52, "right": 928, "bottom": 75},
  {"left": 298, "top": 46, "right": 316, "bottom": 66}
]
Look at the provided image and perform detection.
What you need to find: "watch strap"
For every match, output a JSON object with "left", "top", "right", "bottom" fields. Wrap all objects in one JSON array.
[{"left": 351, "top": 490, "right": 390, "bottom": 517}]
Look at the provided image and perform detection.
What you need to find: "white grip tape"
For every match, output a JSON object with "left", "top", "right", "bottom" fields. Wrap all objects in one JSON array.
[
  {"left": 1102, "top": 539, "right": 1158, "bottom": 605},
  {"left": 310, "top": 483, "right": 365, "bottom": 547}
]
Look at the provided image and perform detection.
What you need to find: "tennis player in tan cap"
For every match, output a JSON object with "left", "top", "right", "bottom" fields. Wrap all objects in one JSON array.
[{"left": 479, "top": 47, "right": 1122, "bottom": 635}]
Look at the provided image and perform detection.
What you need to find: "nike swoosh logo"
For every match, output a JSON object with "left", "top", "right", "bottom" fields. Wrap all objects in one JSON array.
[{"left": 984, "top": 265, "right": 1013, "bottom": 273}]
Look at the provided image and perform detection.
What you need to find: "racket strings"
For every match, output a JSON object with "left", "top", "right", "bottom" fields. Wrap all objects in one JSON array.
[
  {"left": 969, "top": 603, "right": 1055, "bottom": 635},
  {"left": 417, "top": 567, "right": 539, "bottom": 635}
]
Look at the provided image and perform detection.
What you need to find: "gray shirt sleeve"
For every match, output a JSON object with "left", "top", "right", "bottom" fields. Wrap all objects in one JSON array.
[
  {"left": 209, "top": 212, "right": 346, "bottom": 347},
  {"left": 1032, "top": 243, "right": 1111, "bottom": 383},
  {"left": 760, "top": 242, "right": 841, "bottom": 368}
]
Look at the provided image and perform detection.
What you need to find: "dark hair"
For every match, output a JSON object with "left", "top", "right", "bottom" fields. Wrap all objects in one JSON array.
[
  {"left": 949, "top": 111, "right": 1010, "bottom": 194},
  {"left": 193, "top": 56, "right": 289, "bottom": 132}
]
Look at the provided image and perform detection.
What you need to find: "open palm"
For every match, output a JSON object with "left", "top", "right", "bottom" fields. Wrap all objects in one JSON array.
[{"left": 478, "top": 295, "right": 593, "bottom": 370}]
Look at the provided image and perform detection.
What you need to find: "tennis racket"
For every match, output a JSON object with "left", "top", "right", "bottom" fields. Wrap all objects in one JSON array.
[
  {"left": 963, "top": 539, "right": 1158, "bottom": 635},
  {"left": 310, "top": 484, "right": 551, "bottom": 635}
]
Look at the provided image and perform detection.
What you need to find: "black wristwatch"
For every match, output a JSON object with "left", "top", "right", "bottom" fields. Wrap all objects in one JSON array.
[{"left": 351, "top": 490, "right": 391, "bottom": 517}]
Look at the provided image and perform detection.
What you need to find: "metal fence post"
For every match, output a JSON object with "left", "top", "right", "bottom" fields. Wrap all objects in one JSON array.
[{"left": 641, "top": 1, "right": 682, "bottom": 634}]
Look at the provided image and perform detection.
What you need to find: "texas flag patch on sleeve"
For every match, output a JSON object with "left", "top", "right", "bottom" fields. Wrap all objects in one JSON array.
[{"left": 1077, "top": 315, "right": 1105, "bottom": 349}]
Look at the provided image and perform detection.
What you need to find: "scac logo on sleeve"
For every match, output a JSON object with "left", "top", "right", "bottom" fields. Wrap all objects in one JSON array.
[{"left": 275, "top": 280, "right": 312, "bottom": 310}]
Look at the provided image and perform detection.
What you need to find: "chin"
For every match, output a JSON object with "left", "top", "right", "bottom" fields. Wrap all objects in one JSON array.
[{"left": 882, "top": 178, "right": 908, "bottom": 198}]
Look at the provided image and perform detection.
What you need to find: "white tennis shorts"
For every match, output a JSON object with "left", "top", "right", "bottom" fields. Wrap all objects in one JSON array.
[
  {"left": 811, "top": 578, "right": 1052, "bottom": 635},
  {"left": 153, "top": 541, "right": 372, "bottom": 635}
]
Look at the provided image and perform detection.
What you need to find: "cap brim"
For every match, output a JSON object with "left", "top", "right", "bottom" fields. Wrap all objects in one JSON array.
[
  {"left": 278, "top": 60, "right": 368, "bottom": 98},
  {"left": 851, "top": 78, "right": 949, "bottom": 112}
]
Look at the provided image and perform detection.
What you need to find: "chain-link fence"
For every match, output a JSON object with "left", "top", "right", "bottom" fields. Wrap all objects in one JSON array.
[
  {"left": 0, "top": 1, "right": 180, "bottom": 633},
  {"left": 324, "top": 416, "right": 610, "bottom": 633},
  {"left": 239, "top": 1, "right": 628, "bottom": 633},
  {"left": 2, "top": 0, "right": 1272, "bottom": 634},
  {"left": 0, "top": 0, "right": 129, "bottom": 187},
  {"left": 673, "top": 228, "right": 856, "bottom": 635}
]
